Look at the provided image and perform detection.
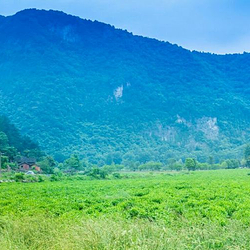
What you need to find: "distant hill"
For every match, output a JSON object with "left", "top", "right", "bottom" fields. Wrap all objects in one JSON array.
[{"left": 0, "top": 9, "right": 250, "bottom": 164}]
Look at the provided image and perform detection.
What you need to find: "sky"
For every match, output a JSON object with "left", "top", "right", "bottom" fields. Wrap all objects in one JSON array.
[{"left": 1, "top": 0, "right": 250, "bottom": 54}]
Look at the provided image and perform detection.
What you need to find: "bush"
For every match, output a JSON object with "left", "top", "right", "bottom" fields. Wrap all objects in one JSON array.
[
  {"left": 25, "top": 175, "right": 37, "bottom": 183},
  {"left": 14, "top": 173, "right": 25, "bottom": 182},
  {"left": 112, "top": 173, "right": 122, "bottom": 179},
  {"left": 50, "top": 174, "right": 60, "bottom": 182},
  {"left": 86, "top": 168, "right": 108, "bottom": 179},
  {"left": 38, "top": 175, "right": 45, "bottom": 182}
]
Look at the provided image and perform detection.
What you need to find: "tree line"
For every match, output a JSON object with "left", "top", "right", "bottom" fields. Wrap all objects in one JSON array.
[
  {"left": 1, "top": 115, "right": 250, "bottom": 175},
  {"left": 30, "top": 144, "right": 250, "bottom": 175}
]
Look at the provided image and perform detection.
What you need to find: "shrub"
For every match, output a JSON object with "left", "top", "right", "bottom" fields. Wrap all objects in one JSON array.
[{"left": 14, "top": 173, "right": 24, "bottom": 182}]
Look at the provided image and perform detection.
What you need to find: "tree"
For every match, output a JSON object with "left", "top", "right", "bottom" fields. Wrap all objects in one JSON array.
[
  {"left": 197, "top": 162, "right": 209, "bottom": 170},
  {"left": 185, "top": 158, "right": 197, "bottom": 171},
  {"left": 139, "top": 161, "right": 162, "bottom": 171},
  {"left": 86, "top": 167, "right": 108, "bottom": 179},
  {"left": 208, "top": 156, "right": 214, "bottom": 167},
  {"left": 38, "top": 156, "right": 56, "bottom": 174},
  {"left": 4, "top": 147, "right": 18, "bottom": 162},
  {"left": 223, "top": 159, "right": 240, "bottom": 169},
  {"left": 244, "top": 145, "right": 250, "bottom": 167},
  {"left": 23, "top": 149, "right": 44, "bottom": 159},
  {"left": 0, "top": 132, "right": 9, "bottom": 150},
  {"left": 63, "top": 154, "right": 82, "bottom": 171},
  {"left": 105, "top": 154, "right": 113, "bottom": 165},
  {"left": 112, "top": 152, "right": 122, "bottom": 165},
  {"left": 167, "top": 158, "right": 177, "bottom": 170}
]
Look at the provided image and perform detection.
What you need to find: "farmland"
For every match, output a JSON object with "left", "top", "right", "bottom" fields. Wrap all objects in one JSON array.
[{"left": 1, "top": 169, "right": 250, "bottom": 249}]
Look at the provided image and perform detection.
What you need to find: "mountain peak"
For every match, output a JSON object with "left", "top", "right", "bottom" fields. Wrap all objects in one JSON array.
[
  {"left": 12, "top": 8, "right": 103, "bottom": 27},
  {"left": 15, "top": 8, "right": 68, "bottom": 16},
  {"left": 12, "top": 8, "right": 83, "bottom": 25},
  {"left": 0, "top": 8, "right": 122, "bottom": 44}
]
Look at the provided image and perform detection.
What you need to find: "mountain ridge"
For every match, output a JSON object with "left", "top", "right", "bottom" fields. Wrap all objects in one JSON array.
[{"left": 4, "top": 8, "right": 249, "bottom": 56}]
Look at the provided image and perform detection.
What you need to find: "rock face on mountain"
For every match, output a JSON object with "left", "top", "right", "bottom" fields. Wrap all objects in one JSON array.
[{"left": 0, "top": 9, "right": 250, "bottom": 163}]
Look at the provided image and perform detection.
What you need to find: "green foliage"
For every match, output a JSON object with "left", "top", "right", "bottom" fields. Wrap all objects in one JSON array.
[
  {"left": 244, "top": 144, "right": 250, "bottom": 167},
  {"left": 139, "top": 162, "right": 162, "bottom": 171},
  {"left": 50, "top": 174, "right": 61, "bottom": 182},
  {"left": 1, "top": 216, "right": 250, "bottom": 250},
  {"left": 13, "top": 173, "right": 24, "bottom": 182},
  {"left": 0, "top": 116, "right": 41, "bottom": 155},
  {"left": 102, "top": 164, "right": 123, "bottom": 174},
  {"left": 112, "top": 172, "right": 122, "bottom": 179},
  {"left": 0, "top": 132, "right": 8, "bottom": 149},
  {"left": 0, "top": 115, "right": 44, "bottom": 172},
  {"left": 38, "top": 175, "right": 45, "bottom": 182},
  {"left": 62, "top": 154, "right": 82, "bottom": 171},
  {"left": 223, "top": 159, "right": 240, "bottom": 169},
  {"left": 38, "top": 156, "right": 56, "bottom": 174},
  {"left": 197, "top": 162, "right": 210, "bottom": 170},
  {"left": 86, "top": 167, "right": 108, "bottom": 179},
  {"left": 1, "top": 170, "right": 250, "bottom": 248},
  {"left": 1, "top": 169, "right": 250, "bottom": 224},
  {"left": 185, "top": 158, "right": 197, "bottom": 171}
]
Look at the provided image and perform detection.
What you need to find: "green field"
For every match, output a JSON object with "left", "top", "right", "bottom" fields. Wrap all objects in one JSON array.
[{"left": 1, "top": 169, "right": 250, "bottom": 249}]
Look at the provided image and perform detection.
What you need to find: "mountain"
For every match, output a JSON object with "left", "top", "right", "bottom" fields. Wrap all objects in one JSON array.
[{"left": 0, "top": 9, "right": 250, "bottom": 164}]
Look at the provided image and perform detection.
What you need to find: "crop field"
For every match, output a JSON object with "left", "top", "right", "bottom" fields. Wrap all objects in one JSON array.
[{"left": 1, "top": 169, "right": 250, "bottom": 249}]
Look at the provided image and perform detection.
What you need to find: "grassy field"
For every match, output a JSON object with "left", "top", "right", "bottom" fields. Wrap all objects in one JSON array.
[{"left": 1, "top": 169, "right": 250, "bottom": 249}]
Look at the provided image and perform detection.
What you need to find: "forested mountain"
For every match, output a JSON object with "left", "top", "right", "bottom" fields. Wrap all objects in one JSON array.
[{"left": 0, "top": 9, "right": 250, "bottom": 164}]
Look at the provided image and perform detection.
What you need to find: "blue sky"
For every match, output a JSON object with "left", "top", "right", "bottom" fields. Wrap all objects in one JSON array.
[{"left": 1, "top": 0, "right": 250, "bottom": 54}]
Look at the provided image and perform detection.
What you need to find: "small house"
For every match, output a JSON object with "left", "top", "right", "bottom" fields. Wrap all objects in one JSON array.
[{"left": 15, "top": 157, "right": 40, "bottom": 172}]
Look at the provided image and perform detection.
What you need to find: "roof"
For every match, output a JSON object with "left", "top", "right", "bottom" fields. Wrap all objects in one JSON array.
[{"left": 15, "top": 156, "right": 36, "bottom": 165}]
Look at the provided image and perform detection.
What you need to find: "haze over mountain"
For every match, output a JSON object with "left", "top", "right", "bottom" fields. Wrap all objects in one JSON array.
[{"left": 0, "top": 9, "right": 250, "bottom": 164}]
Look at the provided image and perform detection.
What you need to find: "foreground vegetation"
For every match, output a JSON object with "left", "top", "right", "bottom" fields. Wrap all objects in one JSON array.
[
  {"left": 1, "top": 216, "right": 250, "bottom": 250},
  {"left": 1, "top": 169, "right": 250, "bottom": 249}
]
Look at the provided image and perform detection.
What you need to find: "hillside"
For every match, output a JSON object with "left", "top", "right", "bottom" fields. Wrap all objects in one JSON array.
[
  {"left": 0, "top": 9, "right": 250, "bottom": 164},
  {"left": 0, "top": 115, "right": 42, "bottom": 166}
]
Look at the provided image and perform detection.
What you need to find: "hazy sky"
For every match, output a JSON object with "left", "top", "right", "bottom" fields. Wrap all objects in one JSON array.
[{"left": 1, "top": 0, "right": 250, "bottom": 54}]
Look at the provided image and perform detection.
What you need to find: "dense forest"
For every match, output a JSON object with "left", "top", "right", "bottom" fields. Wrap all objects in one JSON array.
[
  {"left": 0, "top": 9, "right": 250, "bottom": 165},
  {"left": 0, "top": 115, "right": 43, "bottom": 168}
]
